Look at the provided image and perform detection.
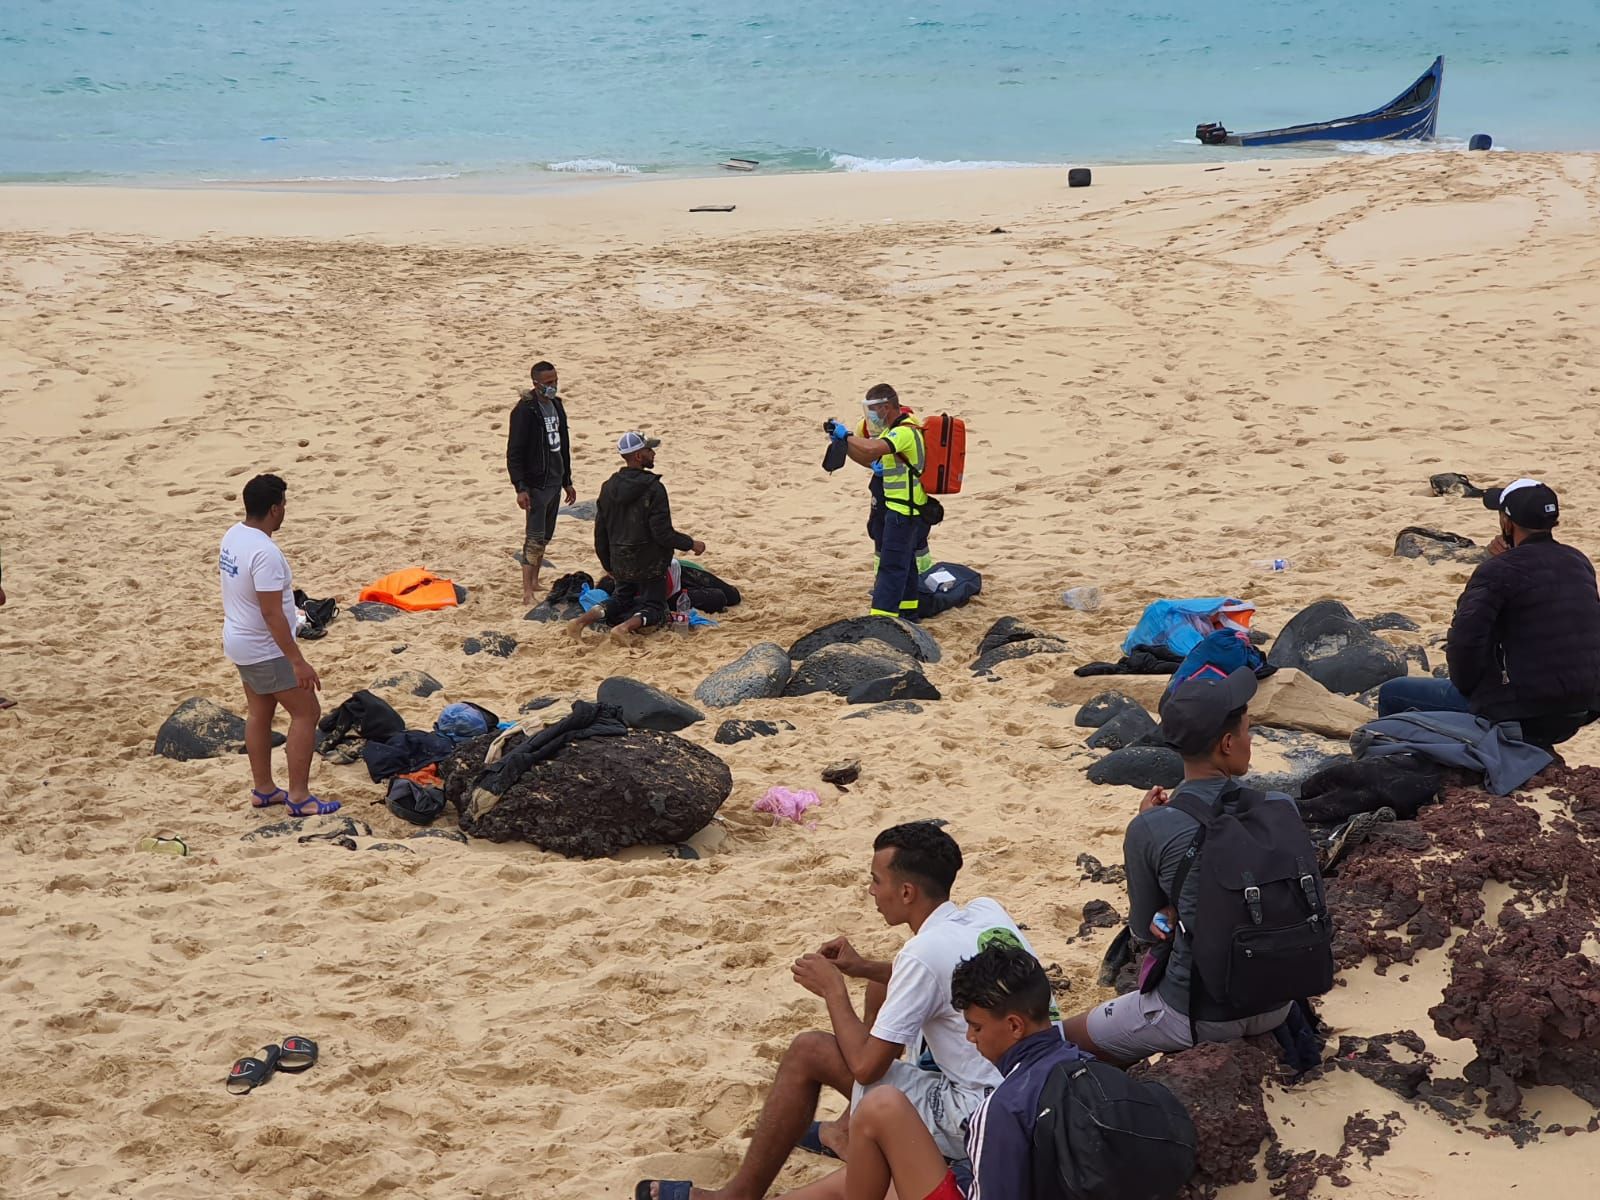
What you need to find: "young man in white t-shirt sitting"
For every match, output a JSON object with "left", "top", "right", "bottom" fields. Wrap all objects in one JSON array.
[
  {"left": 635, "top": 822, "right": 1043, "bottom": 1200},
  {"left": 218, "top": 474, "right": 337, "bottom": 817}
]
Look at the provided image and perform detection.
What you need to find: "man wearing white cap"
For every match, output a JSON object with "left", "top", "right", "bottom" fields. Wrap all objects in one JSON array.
[
  {"left": 1378, "top": 478, "right": 1600, "bottom": 747},
  {"left": 568, "top": 432, "right": 704, "bottom": 643}
]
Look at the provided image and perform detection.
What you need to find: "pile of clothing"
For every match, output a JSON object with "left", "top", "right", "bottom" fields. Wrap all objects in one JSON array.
[{"left": 316, "top": 690, "right": 508, "bottom": 826}]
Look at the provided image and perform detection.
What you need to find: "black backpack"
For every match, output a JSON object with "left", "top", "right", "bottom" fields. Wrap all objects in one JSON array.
[
  {"left": 1031, "top": 1059, "right": 1196, "bottom": 1200},
  {"left": 1167, "top": 786, "right": 1334, "bottom": 1022}
]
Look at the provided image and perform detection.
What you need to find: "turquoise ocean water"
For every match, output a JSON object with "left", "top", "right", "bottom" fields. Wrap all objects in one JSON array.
[{"left": 2, "top": 1, "right": 1597, "bottom": 184}]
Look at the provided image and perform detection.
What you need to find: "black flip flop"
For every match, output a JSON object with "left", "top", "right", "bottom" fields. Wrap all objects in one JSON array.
[
  {"left": 278, "top": 1036, "right": 319, "bottom": 1073},
  {"left": 227, "top": 1043, "right": 282, "bottom": 1095}
]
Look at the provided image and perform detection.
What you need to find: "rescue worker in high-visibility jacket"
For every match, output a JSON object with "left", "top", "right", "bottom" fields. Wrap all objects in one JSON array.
[
  {"left": 826, "top": 383, "right": 929, "bottom": 620},
  {"left": 857, "top": 403, "right": 934, "bottom": 577}
]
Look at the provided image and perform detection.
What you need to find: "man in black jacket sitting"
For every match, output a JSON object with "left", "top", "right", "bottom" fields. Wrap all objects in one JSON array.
[
  {"left": 568, "top": 431, "right": 704, "bottom": 644},
  {"left": 1379, "top": 479, "right": 1600, "bottom": 747}
]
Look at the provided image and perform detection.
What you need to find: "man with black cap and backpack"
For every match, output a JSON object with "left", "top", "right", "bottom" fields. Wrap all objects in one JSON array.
[
  {"left": 1062, "top": 668, "right": 1332, "bottom": 1066},
  {"left": 1377, "top": 478, "right": 1600, "bottom": 748}
]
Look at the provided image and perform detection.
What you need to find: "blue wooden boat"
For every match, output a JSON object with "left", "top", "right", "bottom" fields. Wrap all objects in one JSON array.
[{"left": 1197, "top": 57, "right": 1442, "bottom": 147}]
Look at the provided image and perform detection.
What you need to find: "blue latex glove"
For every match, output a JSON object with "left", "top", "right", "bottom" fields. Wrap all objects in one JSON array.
[{"left": 826, "top": 418, "right": 849, "bottom": 441}]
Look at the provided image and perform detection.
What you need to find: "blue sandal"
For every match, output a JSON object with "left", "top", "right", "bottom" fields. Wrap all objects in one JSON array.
[
  {"left": 251, "top": 788, "right": 288, "bottom": 808},
  {"left": 634, "top": 1183, "right": 694, "bottom": 1200},
  {"left": 285, "top": 795, "right": 341, "bottom": 817}
]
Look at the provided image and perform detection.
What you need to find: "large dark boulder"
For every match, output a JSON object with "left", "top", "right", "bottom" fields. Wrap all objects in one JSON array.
[
  {"left": 446, "top": 730, "right": 731, "bottom": 857},
  {"left": 155, "top": 698, "right": 283, "bottom": 761},
  {"left": 1131, "top": 1040, "right": 1276, "bottom": 1196},
  {"left": 597, "top": 676, "right": 704, "bottom": 732},
  {"left": 790, "top": 616, "right": 940, "bottom": 665},
  {"left": 785, "top": 643, "right": 915, "bottom": 698},
  {"left": 847, "top": 671, "right": 942, "bottom": 705},
  {"left": 1266, "top": 599, "right": 1407, "bottom": 696},
  {"left": 1086, "top": 745, "right": 1183, "bottom": 789},
  {"left": 1085, "top": 705, "right": 1159, "bottom": 751},
  {"left": 695, "top": 643, "right": 793, "bottom": 708}
]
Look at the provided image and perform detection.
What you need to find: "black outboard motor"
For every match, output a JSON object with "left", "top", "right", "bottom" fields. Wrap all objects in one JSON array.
[{"left": 1195, "top": 122, "right": 1229, "bottom": 145}]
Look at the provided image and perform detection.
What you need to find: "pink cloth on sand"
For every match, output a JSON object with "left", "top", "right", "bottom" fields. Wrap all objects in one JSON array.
[{"left": 755, "top": 786, "right": 821, "bottom": 825}]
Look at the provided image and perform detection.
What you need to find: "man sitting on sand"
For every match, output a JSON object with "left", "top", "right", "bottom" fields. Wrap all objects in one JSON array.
[
  {"left": 219, "top": 474, "right": 338, "bottom": 816},
  {"left": 844, "top": 945, "right": 1091, "bottom": 1200},
  {"left": 1377, "top": 479, "right": 1600, "bottom": 748},
  {"left": 636, "top": 822, "right": 1045, "bottom": 1200},
  {"left": 1062, "top": 669, "right": 1292, "bottom": 1065},
  {"left": 569, "top": 432, "right": 704, "bottom": 644}
]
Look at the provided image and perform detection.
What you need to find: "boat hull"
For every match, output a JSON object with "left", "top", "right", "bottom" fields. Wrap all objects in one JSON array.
[{"left": 1207, "top": 56, "right": 1442, "bottom": 147}]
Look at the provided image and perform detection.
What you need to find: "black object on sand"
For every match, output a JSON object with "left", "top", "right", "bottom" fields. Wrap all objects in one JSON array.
[
  {"left": 1469, "top": 133, "right": 1492, "bottom": 151},
  {"left": 1068, "top": 167, "right": 1092, "bottom": 188},
  {"left": 690, "top": 205, "right": 736, "bottom": 213}
]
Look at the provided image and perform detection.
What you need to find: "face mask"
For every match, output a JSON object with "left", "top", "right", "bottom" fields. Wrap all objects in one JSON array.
[
  {"left": 539, "top": 383, "right": 558, "bottom": 400},
  {"left": 865, "top": 414, "right": 887, "bottom": 435}
]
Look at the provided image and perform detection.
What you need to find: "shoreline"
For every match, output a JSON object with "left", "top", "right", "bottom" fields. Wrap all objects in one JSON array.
[
  {"left": 0, "top": 157, "right": 1348, "bottom": 245},
  {"left": 0, "top": 138, "right": 1492, "bottom": 200}
]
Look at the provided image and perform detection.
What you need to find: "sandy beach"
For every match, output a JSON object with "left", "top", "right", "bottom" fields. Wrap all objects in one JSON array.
[{"left": 3, "top": 151, "right": 1600, "bottom": 1198}]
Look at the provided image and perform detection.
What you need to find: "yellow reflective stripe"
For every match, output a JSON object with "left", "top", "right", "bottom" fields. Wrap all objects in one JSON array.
[{"left": 869, "top": 608, "right": 899, "bottom": 617}]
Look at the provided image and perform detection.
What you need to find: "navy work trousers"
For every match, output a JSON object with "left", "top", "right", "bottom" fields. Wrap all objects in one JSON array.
[{"left": 870, "top": 510, "right": 924, "bottom": 618}]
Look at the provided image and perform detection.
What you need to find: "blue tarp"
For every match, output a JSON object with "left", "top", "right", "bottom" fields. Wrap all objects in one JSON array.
[{"left": 1122, "top": 597, "right": 1255, "bottom": 657}]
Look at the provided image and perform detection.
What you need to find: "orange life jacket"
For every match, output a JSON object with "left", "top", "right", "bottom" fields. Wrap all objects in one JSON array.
[{"left": 359, "top": 567, "right": 459, "bottom": 612}]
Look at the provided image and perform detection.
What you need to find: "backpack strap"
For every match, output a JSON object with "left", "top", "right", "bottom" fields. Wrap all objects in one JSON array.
[
  {"left": 1162, "top": 786, "right": 1251, "bottom": 1045},
  {"left": 885, "top": 415, "right": 929, "bottom": 518}
]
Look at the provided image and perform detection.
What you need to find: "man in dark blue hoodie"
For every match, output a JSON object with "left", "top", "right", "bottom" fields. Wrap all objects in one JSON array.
[{"left": 840, "top": 945, "right": 1091, "bottom": 1200}]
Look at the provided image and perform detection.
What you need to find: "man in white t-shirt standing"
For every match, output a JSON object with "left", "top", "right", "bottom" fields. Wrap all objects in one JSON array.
[
  {"left": 636, "top": 822, "right": 1045, "bottom": 1200},
  {"left": 219, "top": 474, "right": 338, "bottom": 817}
]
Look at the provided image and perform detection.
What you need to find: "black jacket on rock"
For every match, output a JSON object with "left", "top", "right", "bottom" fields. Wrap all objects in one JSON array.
[
  {"left": 506, "top": 390, "right": 573, "bottom": 493},
  {"left": 1446, "top": 533, "right": 1600, "bottom": 720},
  {"left": 594, "top": 467, "right": 693, "bottom": 583}
]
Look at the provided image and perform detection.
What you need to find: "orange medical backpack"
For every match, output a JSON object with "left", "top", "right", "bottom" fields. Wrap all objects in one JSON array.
[{"left": 920, "top": 414, "right": 966, "bottom": 495}]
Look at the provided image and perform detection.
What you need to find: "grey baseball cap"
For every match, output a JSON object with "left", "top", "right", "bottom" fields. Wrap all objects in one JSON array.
[{"left": 1158, "top": 668, "right": 1258, "bottom": 756}]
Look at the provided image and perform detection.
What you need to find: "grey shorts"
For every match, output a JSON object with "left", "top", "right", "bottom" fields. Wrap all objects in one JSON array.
[
  {"left": 850, "top": 1059, "right": 987, "bottom": 1162},
  {"left": 522, "top": 485, "right": 562, "bottom": 555},
  {"left": 1085, "top": 988, "right": 1291, "bottom": 1063},
  {"left": 238, "top": 656, "right": 297, "bottom": 695}
]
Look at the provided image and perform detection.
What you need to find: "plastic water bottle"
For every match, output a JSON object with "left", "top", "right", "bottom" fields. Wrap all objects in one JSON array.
[
  {"left": 1251, "top": 558, "right": 1292, "bottom": 572},
  {"left": 1061, "top": 586, "right": 1102, "bottom": 612}
]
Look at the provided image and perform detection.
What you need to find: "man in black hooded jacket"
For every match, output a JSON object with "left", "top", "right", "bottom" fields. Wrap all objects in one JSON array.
[
  {"left": 567, "top": 431, "right": 705, "bottom": 643},
  {"left": 507, "top": 359, "right": 576, "bottom": 603},
  {"left": 1378, "top": 479, "right": 1600, "bottom": 747}
]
